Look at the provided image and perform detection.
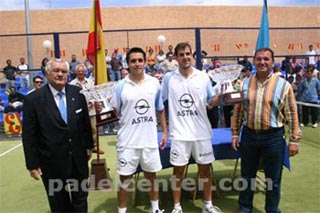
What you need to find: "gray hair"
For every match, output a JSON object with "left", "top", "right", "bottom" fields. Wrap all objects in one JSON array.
[
  {"left": 45, "top": 58, "right": 70, "bottom": 73},
  {"left": 75, "top": 63, "right": 87, "bottom": 71}
]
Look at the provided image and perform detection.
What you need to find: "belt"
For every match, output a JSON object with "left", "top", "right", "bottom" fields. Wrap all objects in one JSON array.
[{"left": 243, "top": 126, "right": 284, "bottom": 134}]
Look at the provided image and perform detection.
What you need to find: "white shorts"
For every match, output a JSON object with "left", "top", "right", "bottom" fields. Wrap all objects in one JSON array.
[
  {"left": 170, "top": 139, "right": 215, "bottom": 166},
  {"left": 117, "top": 148, "right": 162, "bottom": 176}
]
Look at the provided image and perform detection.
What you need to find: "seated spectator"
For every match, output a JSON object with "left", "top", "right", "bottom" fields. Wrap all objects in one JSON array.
[
  {"left": 4, "top": 86, "right": 25, "bottom": 113},
  {"left": 27, "top": 76, "right": 44, "bottom": 94}
]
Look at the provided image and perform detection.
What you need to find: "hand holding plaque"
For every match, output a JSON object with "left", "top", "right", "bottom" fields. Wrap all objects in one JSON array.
[
  {"left": 208, "top": 64, "right": 244, "bottom": 106},
  {"left": 80, "top": 82, "right": 118, "bottom": 126}
]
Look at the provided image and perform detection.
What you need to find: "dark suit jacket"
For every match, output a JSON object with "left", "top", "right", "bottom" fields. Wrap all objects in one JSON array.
[{"left": 22, "top": 84, "right": 94, "bottom": 179}]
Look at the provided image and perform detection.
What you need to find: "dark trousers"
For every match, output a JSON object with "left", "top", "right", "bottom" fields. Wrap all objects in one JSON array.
[
  {"left": 302, "top": 102, "right": 318, "bottom": 125},
  {"left": 207, "top": 106, "right": 219, "bottom": 128},
  {"left": 223, "top": 105, "right": 233, "bottom": 128},
  {"left": 239, "top": 127, "right": 285, "bottom": 213},
  {"left": 41, "top": 167, "right": 89, "bottom": 213}
]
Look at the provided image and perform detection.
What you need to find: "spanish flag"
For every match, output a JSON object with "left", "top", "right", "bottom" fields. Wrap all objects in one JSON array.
[{"left": 87, "top": 0, "right": 107, "bottom": 85}]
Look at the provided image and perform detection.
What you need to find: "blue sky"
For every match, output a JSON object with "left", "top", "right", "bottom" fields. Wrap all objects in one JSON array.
[{"left": 0, "top": 0, "right": 319, "bottom": 10}]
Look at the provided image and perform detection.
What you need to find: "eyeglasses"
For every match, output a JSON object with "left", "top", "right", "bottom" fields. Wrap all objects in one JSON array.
[{"left": 35, "top": 81, "right": 43, "bottom": 84}]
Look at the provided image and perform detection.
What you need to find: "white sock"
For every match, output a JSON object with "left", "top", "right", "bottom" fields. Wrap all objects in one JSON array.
[
  {"left": 151, "top": 200, "right": 159, "bottom": 211},
  {"left": 204, "top": 200, "right": 212, "bottom": 207},
  {"left": 118, "top": 207, "right": 127, "bottom": 213},
  {"left": 174, "top": 202, "right": 182, "bottom": 209}
]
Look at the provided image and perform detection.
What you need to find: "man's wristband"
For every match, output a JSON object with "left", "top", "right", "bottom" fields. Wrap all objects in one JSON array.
[{"left": 232, "top": 135, "right": 239, "bottom": 139}]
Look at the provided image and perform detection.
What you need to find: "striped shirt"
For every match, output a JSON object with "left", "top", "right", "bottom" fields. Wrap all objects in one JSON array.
[{"left": 231, "top": 73, "right": 301, "bottom": 142}]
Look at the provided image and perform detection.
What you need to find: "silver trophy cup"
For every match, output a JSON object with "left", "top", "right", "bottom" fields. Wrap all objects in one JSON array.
[
  {"left": 208, "top": 64, "right": 244, "bottom": 105},
  {"left": 80, "top": 82, "right": 119, "bottom": 126}
]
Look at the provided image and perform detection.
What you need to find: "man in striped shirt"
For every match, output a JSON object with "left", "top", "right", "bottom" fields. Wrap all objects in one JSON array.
[{"left": 231, "top": 48, "right": 301, "bottom": 213}]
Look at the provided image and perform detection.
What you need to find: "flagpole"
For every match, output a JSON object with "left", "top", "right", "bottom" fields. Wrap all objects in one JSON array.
[
  {"left": 94, "top": 0, "right": 98, "bottom": 86},
  {"left": 93, "top": 0, "right": 101, "bottom": 161}
]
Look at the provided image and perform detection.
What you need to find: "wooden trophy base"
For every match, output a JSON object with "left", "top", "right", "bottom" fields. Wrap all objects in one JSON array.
[
  {"left": 219, "top": 91, "right": 244, "bottom": 106},
  {"left": 95, "top": 109, "right": 118, "bottom": 126},
  {"left": 89, "top": 159, "right": 112, "bottom": 190}
]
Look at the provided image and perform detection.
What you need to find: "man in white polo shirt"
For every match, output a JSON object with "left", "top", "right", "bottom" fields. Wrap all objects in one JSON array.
[
  {"left": 162, "top": 42, "right": 221, "bottom": 213},
  {"left": 110, "top": 47, "right": 168, "bottom": 213}
]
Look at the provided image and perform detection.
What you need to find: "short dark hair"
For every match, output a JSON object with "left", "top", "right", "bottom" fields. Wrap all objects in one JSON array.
[
  {"left": 33, "top": 75, "right": 43, "bottom": 82},
  {"left": 126, "top": 47, "right": 146, "bottom": 64},
  {"left": 254, "top": 48, "right": 275, "bottom": 61},
  {"left": 174, "top": 42, "right": 192, "bottom": 56}
]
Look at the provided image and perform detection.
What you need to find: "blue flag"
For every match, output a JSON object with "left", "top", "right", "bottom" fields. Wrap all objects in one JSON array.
[{"left": 256, "top": 0, "right": 269, "bottom": 50}]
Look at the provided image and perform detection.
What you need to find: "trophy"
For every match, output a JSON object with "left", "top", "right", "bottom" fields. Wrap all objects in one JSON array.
[
  {"left": 208, "top": 64, "right": 244, "bottom": 106},
  {"left": 80, "top": 82, "right": 119, "bottom": 126}
]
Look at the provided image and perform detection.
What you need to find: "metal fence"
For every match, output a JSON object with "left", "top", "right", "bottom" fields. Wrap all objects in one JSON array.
[{"left": 0, "top": 26, "right": 319, "bottom": 70}]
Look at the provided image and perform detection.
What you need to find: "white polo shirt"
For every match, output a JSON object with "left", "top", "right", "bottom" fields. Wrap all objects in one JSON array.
[
  {"left": 162, "top": 67, "right": 214, "bottom": 141},
  {"left": 111, "top": 74, "right": 164, "bottom": 150}
]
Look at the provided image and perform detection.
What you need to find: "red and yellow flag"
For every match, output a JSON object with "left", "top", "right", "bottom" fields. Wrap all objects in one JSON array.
[{"left": 87, "top": 0, "right": 107, "bottom": 85}]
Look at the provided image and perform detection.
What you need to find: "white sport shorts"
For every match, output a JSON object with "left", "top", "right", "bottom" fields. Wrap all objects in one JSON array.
[
  {"left": 170, "top": 139, "right": 215, "bottom": 166},
  {"left": 117, "top": 148, "right": 162, "bottom": 176}
]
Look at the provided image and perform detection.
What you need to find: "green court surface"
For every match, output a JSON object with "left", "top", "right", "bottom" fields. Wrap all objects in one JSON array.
[{"left": 0, "top": 127, "right": 319, "bottom": 213}]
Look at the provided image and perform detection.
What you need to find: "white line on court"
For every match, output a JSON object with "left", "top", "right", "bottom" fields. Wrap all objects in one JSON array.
[{"left": 0, "top": 143, "right": 22, "bottom": 158}]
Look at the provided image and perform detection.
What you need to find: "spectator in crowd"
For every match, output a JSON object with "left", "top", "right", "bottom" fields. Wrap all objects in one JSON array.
[
  {"left": 238, "top": 55, "right": 253, "bottom": 71},
  {"left": 70, "top": 63, "right": 104, "bottom": 154},
  {"left": 156, "top": 49, "right": 166, "bottom": 64},
  {"left": 290, "top": 56, "right": 299, "bottom": 70},
  {"left": 113, "top": 48, "right": 123, "bottom": 61},
  {"left": 166, "top": 44, "right": 174, "bottom": 58},
  {"left": 27, "top": 76, "right": 44, "bottom": 94},
  {"left": 84, "top": 58, "right": 94, "bottom": 79},
  {"left": 120, "top": 67, "right": 129, "bottom": 79},
  {"left": 0, "top": 70, "right": 8, "bottom": 88},
  {"left": 162, "top": 42, "right": 221, "bottom": 213},
  {"left": 4, "top": 86, "right": 25, "bottom": 113},
  {"left": 105, "top": 49, "right": 112, "bottom": 81},
  {"left": 147, "top": 48, "right": 156, "bottom": 71},
  {"left": 40, "top": 57, "right": 49, "bottom": 77},
  {"left": 69, "top": 54, "right": 81, "bottom": 80},
  {"left": 308, "top": 64, "right": 319, "bottom": 78},
  {"left": 298, "top": 66, "right": 320, "bottom": 128},
  {"left": 306, "top": 44, "right": 317, "bottom": 66},
  {"left": 154, "top": 68, "right": 164, "bottom": 83},
  {"left": 273, "top": 62, "right": 283, "bottom": 77},
  {"left": 17, "top": 57, "right": 30, "bottom": 89},
  {"left": 110, "top": 47, "right": 168, "bottom": 213},
  {"left": 206, "top": 70, "right": 220, "bottom": 128},
  {"left": 110, "top": 52, "right": 122, "bottom": 81},
  {"left": 22, "top": 58, "right": 93, "bottom": 212},
  {"left": 281, "top": 56, "right": 291, "bottom": 73},
  {"left": 122, "top": 47, "right": 129, "bottom": 69},
  {"left": 3, "top": 59, "right": 17, "bottom": 89},
  {"left": 160, "top": 52, "right": 178, "bottom": 73},
  {"left": 232, "top": 48, "right": 301, "bottom": 213}
]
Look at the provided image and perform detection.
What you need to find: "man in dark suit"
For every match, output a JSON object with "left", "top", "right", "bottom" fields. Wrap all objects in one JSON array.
[{"left": 22, "top": 58, "right": 94, "bottom": 213}]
